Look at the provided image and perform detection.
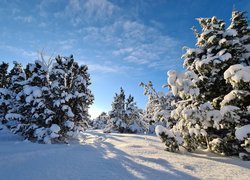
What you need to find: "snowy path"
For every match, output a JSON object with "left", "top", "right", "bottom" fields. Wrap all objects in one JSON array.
[{"left": 0, "top": 127, "right": 250, "bottom": 180}]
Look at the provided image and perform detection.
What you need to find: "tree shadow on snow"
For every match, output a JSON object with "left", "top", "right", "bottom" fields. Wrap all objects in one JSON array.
[
  {"left": 89, "top": 141, "right": 198, "bottom": 180},
  {"left": 186, "top": 150, "right": 250, "bottom": 170}
]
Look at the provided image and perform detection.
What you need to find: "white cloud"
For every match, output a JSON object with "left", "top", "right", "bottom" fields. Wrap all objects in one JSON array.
[
  {"left": 79, "top": 19, "right": 179, "bottom": 70},
  {"left": 113, "top": 48, "right": 134, "bottom": 56},
  {"left": 0, "top": 45, "right": 37, "bottom": 60},
  {"left": 53, "top": 0, "right": 119, "bottom": 26},
  {"left": 87, "top": 63, "right": 132, "bottom": 74},
  {"left": 14, "top": 15, "right": 34, "bottom": 23},
  {"left": 81, "top": 0, "right": 117, "bottom": 18}
]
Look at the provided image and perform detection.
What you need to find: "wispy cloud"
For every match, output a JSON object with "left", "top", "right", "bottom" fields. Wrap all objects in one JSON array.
[
  {"left": 70, "top": 0, "right": 117, "bottom": 18},
  {"left": 79, "top": 19, "right": 180, "bottom": 70},
  {"left": 2, "top": 0, "right": 180, "bottom": 73},
  {"left": 78, "top": 60, "right": 133, "bottom": 74},
  {"left": 14, "top": 15, "right": 34, "bottom": 23},
  {"left": 51, "top": 0, "right": 120, "bottom": 26},
  {"left": 0, "top": 45, "right": 37, "bottom": 60}
]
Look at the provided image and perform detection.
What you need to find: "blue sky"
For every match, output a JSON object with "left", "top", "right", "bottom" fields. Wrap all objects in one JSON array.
[{"left": 0, "top": 0, "right": 249, "bottom": 118}]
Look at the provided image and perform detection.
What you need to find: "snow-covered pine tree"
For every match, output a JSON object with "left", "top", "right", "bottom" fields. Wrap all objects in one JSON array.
[
  {"left": 92, "top": 112, "right": 109, "bottom": 129},
  {"left": 5, "top": 62, "right": 26, "bottom": 127},
  {"left": 49, "top": 55, "right": 93, "bottom": 142},
  {"left": 125, "top": 95, "right": 145, "bottom": 133},
  {"left": 105, "top": 88, "right": 145, "bottom": 133},
  {"left": 8, "top": 62, "right": 26, "bottom": 94},
  {"left": 105, "top": 88, "right": 126, "bottom": 133},
  {"left": 140, "top": 81, "right": 176, "bottom": 133},
  {"left": 229, "top": 10, "right": 250, "bottom": 66},
  {"left": 221, "top": 10, "right": 250, "bottom": 160},
  {"left": 0, "top": 62, "right": 8, "bottom": 88},
  {"left": 0, "top": 62, "right": 11, "bottom": 124},
  {"left": 67, "top": 59, "right": 94, "bottom": 138},
  {"left": 158, "top": 10, "right": 250, "bottom": 158},
  {"left": 49, "top": 55, "right": 75, "bottom": 142},
  {"left": 14, "top": 60, "right": 54, "bottom": 143}
]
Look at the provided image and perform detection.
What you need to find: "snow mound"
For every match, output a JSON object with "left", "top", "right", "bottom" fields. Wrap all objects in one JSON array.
[{"left": 235, "top": 125, "right": 250, "bottom": 140}]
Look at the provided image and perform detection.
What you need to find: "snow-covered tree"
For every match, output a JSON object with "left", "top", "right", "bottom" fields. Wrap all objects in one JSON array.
[
  {"left": 5, "top": 62, "right": 26, "bottom": 127},
  {"left": 71, "top": 64, "right": 94, "bottom": 129},
  {"left": 0, "top": 62, "right": 8, "bottom": 88},
  {"left": 215, "top": 10, "right": 250, "bottom": 160},
  {"left": 229, "top": 10, "right": 250, "bottom": 66},
  {"left": 0, "top": 62, "right": 10, "bottom": 124},
  {"left": 220, "top": 10, "right": 250, "bottom": 159},
  {"left": 140, "top": 81, "right": 176, "bottom": 133},
  {"left": 157, "top": 10, "right": 250, "bottom": 159},
  {"left": 13, "top": 61, "right": 54, "bottom": 142},
  {"left": 5, "top": 55, "right": 94, "bottom": 144},
  {"left": 105, "top": 88, "right": 145, "bottom": 133},
  {"left": 124, "top": 95, "right": 145, "bottom": 133},
  {"left": 49, "top": 55, "right": 94, "bottom": 143},
  {"left": 92, "top": 112, "right": 109, "bottom": 129},
  {"left": 105, "top": 88, "right": 126, "bottom": 133}
]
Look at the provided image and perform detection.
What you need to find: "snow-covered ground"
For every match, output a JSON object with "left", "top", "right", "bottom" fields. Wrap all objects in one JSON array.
[{"left": 0, "top": 125, "right": 249, "bottom": 180}]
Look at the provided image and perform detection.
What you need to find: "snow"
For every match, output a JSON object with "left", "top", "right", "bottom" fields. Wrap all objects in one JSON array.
[
  {"left": 208, "top": 35, "right": 216, "bottom": 44},
  {"left": 235, "top": 125, "right": 250, "bottom": 141},
  {"left": 219, "top": 52, "right": 232, "bottom": 61},
  {"left": 5, "top": 113, "right": 23, "bottom": 121},
  {"left": 185, "top": 48, "right": 203, "bottom": 55},
  {"left": 223, "top": 29, "right": 237, "bottom": 37},
  {"left": 0, "top": 127, "right": 249, "bottom": 179},
  {"left": 50, "top": 124, "right": 61, "bottom": 134},
  {"left": 155, "top": 125, "right": 169, "bottom": 137},
  {"left": 219, "top": 38, "right": 227, "bottom": 46},
  {"left": 224, "top": 64, "right": 250, "bottom": 84},
  {"left": 65, "top": 120, "right": 74, "bottom": 129},
  {"left": 220, "top": 106, "right": 240, "bottom": 116},
  {"left": 245, "top": 44, "right": 250, "bottom": 51}
]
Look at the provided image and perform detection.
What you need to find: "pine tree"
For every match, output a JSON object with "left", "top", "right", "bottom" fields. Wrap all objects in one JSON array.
[
  {"left": 158, "top": 10, "right": 250, "bottom": 159},
  {"left": 71, "top": 64, "right": 94, "bottom": 133},
  {"left": 220, "top": 10, "right": 250, "bottom": 160},
  {"left": 14, "top": 60, "right": 54, "bottom": 142},
  {"left": 49, "top": 55, "right": 93, "bottom": 142},
  {"left": 5, "top": 62, "right": 26, "bottom": 127},
  {"left": 92, "top": 112, "right": 109, "bottom": 129},
  {"left": 0, "top": 62, "right": 10, "bottom": 124},
  {"left": 105, "top": 88, "right": 145, "bottom": 133},
  {"left": 49, "top": 55, "right": 76, "bottom": 142},
  {"left": 125, "top": 95, "right": 145, "bottom": 133},
  {"left": 105, "top": 88, "right": 126, "bottom": 133},
  {"left": 140, "top": 81, "right": 176, "bottom": 133},
  {"left": 0, "top": 62, "right": 8, "bottom": 88},
  {"left": 229, "top": 10, "right": 250, "bottom": 66}
]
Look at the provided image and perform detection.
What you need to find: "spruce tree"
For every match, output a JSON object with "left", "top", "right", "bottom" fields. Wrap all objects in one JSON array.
[
  {"left": 105, "top": 88, "right": 145, "bottom": 133},
  {"left": 125, "top": 95, "right": 145, "bottom": 133},
  {"left": 0, "top": 62, "right": 8, "bottom": 88},
  {"left": 5, "top": 62, "right": 26, "bottom": 127},
  {"left": 0, "top": 62, "right": 10, "bottom": 124},
  {"left": 105, "top": 88, "right": 126, "bottom": 133},
  {"left": 49, "top": 55, "right": 93, "bottom": 142},
  {"left": 14, "top": 61, "right": 54, "bottom": 142},
  {"left": 220, "top": 10, "right": 250, "bottom": 160},
  {"left": 92, "top": 112, "right": 109, "bottom": 129},
  {"left": 158, "top": 10, "right": 250, "bottom": 159},
  {"left": 140, "top": 81, "right": 176, "bottom": 133}
]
